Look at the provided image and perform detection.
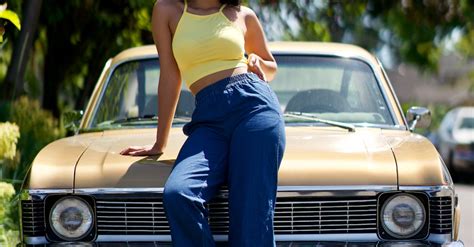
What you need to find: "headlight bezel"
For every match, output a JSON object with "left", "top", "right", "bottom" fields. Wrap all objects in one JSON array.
[
  {"left": 377, "top": 192, "right": 430, "bottom": 240},
  {"left": 45, "top": 195, "right": 96, "bottom": 242}
]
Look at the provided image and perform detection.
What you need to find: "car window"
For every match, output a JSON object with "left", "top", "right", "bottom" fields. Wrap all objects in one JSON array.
[
  {"left": 90, "top": 55, "right": 396, "bottom": 129},
  {"left": 459, "top": 117, "right": 474, "bottom": 129},
  {"left": 272, "top": 55, "right": 394, "bottom": 125}
]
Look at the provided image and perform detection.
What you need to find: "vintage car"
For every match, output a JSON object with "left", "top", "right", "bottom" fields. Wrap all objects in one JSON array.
[
  {"left": 437, "top": 106, "right": 474, "bottom": 175},
  {"left": 19, "top": 42, "right": 463, "bottom": 246}
]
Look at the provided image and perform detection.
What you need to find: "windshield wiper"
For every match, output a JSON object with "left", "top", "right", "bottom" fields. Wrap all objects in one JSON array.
[
  {"left": 284, "top": 112, "right": 356, "bottom": 132},
  {"left": 109, "top": 115, "right": 158, "bottom": 125},
  {"left": 112, "top": 115, "right": 158, "bottom": 124}
]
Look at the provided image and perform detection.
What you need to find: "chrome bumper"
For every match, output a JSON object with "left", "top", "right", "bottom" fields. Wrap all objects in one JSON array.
[{"left": 20, "top": 240, "right": 465, "bottom": 247}]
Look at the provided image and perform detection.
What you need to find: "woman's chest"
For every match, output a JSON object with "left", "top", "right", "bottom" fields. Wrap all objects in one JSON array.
[{"left": 169, "top": 7, "right": 246, "bottom": 38}]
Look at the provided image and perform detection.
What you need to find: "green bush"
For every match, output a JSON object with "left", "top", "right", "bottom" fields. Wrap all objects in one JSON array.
[
  {"left": 0, "top": 97, "right": 64, "bottom": 246},
  {"left": 0, "top": 181, "right": 19, "bottom": 246},
  {"left": 0, "top": 122, "right": 19, "bottom": 163},
  {"left": 1, "top": 96, "right": 64, "bottom": 185}
]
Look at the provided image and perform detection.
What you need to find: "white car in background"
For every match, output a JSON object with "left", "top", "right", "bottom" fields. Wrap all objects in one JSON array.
[{"left": 438, "top": 106, "right": 474, "bottom": 174}]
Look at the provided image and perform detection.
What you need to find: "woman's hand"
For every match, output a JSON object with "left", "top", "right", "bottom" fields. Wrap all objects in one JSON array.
[
  {"left": 247, "top": 53, "right": 266, "bottom": 81},
  {"left": 120, "top": 143, "right": 163, "bottom": 156}
]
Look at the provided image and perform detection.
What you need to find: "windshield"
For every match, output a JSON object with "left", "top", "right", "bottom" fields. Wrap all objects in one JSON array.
[
  {"left": 275, "top": 55, "right": 393, "bottom": 126},
  {"left": 90, "top": 55, "right": 395, "bottom": 129},
  {"left": 91, "top": 59, "right": 193, "bottom": 129}
]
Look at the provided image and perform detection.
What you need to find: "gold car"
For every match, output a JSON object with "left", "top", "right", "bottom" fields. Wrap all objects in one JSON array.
[{"left": 20, "top": 42, "right": 463, "bottom": 246}]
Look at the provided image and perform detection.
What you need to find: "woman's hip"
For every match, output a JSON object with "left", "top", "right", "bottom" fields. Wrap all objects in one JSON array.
[
  {"left": 194, "top": 73, "right": 281, "bottom": 117},
  {"left": 184, "top": 73, "right": 282, "bottom": 136}
]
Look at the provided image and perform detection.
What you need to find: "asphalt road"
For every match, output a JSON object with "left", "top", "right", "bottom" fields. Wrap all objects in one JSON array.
[{"left": 455, "top": 183, "right": 474, "bottom": 246}]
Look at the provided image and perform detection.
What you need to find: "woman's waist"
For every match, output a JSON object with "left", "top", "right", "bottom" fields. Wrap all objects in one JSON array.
[
  {"left": 193, "top": 71, "right": 263, "bottom": 102},
  {"left": 189, "top": 66, "right": 249, "bottom": 95}
]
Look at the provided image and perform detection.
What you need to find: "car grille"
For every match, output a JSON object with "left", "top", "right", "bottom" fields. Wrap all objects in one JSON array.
[
  {"left": 96, "top": 195, "right": 378, "bottom": 235},
  {"left": 20, "top": 194, "right": 454, "bottom": 238},
  {"left": 430, "top": 196, "right": 452, "bottom": 234},
  {"left": 21, "top": 200, "right": 45, "bottom": 237}
]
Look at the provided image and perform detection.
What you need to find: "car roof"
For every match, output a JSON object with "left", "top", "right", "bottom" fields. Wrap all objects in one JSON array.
[
  {"left": 111, "top": 41, "right": 378, "bottom": 66},
  {"left": 453, "top": 106, "right": 474, "bottom": 118}
]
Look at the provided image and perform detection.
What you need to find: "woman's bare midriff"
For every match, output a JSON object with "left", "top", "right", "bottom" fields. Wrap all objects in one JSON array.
[{"left": 189, "top": 66, "right": 249, "bottom": 95}]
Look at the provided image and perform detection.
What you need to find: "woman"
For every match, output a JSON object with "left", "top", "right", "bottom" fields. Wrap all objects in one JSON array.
[{"left": 120, "top": 0, "right": 285, "bottom": 246}]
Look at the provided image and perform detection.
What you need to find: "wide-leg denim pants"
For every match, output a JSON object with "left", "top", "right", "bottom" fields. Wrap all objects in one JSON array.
[{"left": 163, "top": 73, "right": 286, "bottom": 247}]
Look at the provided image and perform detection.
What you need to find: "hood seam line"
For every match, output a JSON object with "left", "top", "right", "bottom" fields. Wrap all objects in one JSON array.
[{"left": 72, "top": 131, "right": 104, "bottom": 193}]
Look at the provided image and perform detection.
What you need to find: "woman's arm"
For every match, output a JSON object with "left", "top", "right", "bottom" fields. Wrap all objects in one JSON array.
[
  {"left": 120, "top": 1, "right": 181, "bottom": 156},
  {"left": 243, "top": 7, "right": 277, "bottom": 82}
]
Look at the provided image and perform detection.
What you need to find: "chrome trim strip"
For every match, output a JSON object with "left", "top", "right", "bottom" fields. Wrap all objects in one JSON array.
[
  {"left": 80, "top": 58, "right": 113, "bottom": 130},
  {"left": 277, "top": 185, "right": 396, "bottom": 191},
  {"left": 75, "top": 187, "right": 165, "bottom": 194},
  {"left": 73, "top": 185, "right": 398, "bottom": 195},
  {"left": 21, "top": 234, "right": 458, "bottom": 245},
  {"left": 26, "top": 189, "right": 74, "bottom": 194},
  {"left": 96, "top": 233, "right": 380, "bottom": 242},
  {"left": 399, "top": 185, "right": 454, "bottom": 197},
  {"left": 24, "top": 236, "right": 48, "bottom": 245},
  {"left": 22, "top": 185, "right": 455, "bottom": 195},
  {"left": 376, "top": 57, "right": 408, "bottom": 130}
]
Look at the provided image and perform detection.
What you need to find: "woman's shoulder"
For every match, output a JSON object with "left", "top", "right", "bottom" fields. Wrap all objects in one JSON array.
[
  {"left": 237, "top": 6, "right": 259, "bottom": 23},
  {"left": 231, "top": 5, "right": 255, "bottom": 16},
  {"left": 154, "top": 0, "right": 183, "bottom": 13}
]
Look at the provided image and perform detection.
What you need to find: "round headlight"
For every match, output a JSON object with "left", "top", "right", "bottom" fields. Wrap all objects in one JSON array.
[
  {"left": 49, "top": 197, "right": 93, "bottom": 240},
  {"left": 381, "top": 193, "right": 425, "bottom": 238}
]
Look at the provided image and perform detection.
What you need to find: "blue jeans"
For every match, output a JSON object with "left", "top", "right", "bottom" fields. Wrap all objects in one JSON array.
[{"left": 163, "top": 73, "right": 286, "bottom": 247}]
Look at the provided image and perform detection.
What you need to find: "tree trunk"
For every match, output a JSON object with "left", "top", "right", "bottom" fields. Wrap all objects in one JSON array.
[
  {"left": 42, "top": 32, "right": 66, "bottom": 118},
  {"left": 2, "top": 0, "right": 42, "bottom": 101}
]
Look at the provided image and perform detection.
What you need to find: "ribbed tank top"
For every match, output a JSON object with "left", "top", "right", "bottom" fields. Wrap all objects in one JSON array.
[{"left": 172, "top": 0, "right": 248, "bottom": 88}]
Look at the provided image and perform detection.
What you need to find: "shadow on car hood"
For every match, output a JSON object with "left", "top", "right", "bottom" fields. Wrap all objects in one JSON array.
[{"left": 72, "top": 127, "right": 400, "bottom": 189}]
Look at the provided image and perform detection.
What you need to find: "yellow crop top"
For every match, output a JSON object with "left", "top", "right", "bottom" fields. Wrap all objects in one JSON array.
[{"left": 172, "top": 0, "right": 248, "bottom": 88}]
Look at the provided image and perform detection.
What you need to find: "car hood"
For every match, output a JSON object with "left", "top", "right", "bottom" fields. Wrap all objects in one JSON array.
[
  {"left": 28, "top": 126, "right": 449, "bottom": 190},
  {"left": 71, "top": 127, "right": 397, "bottom": 189}
]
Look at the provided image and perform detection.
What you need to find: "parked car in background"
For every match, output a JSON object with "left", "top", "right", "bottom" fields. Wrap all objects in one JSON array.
[
  {"left": 19, "top": 42, "right": 463, "bottom": 246},
  {"left": 438, "top": 106, "right": 474, "bottom": 175}
]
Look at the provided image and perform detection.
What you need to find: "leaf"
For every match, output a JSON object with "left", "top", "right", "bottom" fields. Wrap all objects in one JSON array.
[{"left": 0, "top": 10, "right": 21, "bottom": 30}]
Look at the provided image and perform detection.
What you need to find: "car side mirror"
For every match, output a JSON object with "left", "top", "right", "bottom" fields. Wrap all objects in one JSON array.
[
  {"left": 406, "top": 106, "right": 431, "bottom": 131},
  {"left": 63, "top": 110, "right": 83, "bottom": 134}
]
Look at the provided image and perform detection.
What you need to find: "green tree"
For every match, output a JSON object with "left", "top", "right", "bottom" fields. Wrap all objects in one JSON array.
[
  {"left": 3, "top": 0, "right": 474, "bottom": 117},
  {"left": 2, "top": 0, "right": 41, "bottom": 102},
  {"left": 0, "top": 1, "right": 20, "bottom": 43},
  {"left": 249, "top": 0, "right": 471, "bottom": 72},
  {"left": 40, "top": 0, "right": 154, "bottom": 117}
]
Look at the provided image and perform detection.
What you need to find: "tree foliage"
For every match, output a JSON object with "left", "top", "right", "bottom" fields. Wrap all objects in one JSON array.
[
  {"left": 0, "top": 2, "right": 21, "bottom": 43},
  {"left": 0, "top": 96, "right": 64, "bottom": 184},
  {"left": 0, "top": 0, "right": 473, "bottom": 116},
  {"left": 39, "top": 0, "right": 154, "bottom": 116},
  {"left": 248, "top": 0, "right": 472, "bottom": 71}
]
